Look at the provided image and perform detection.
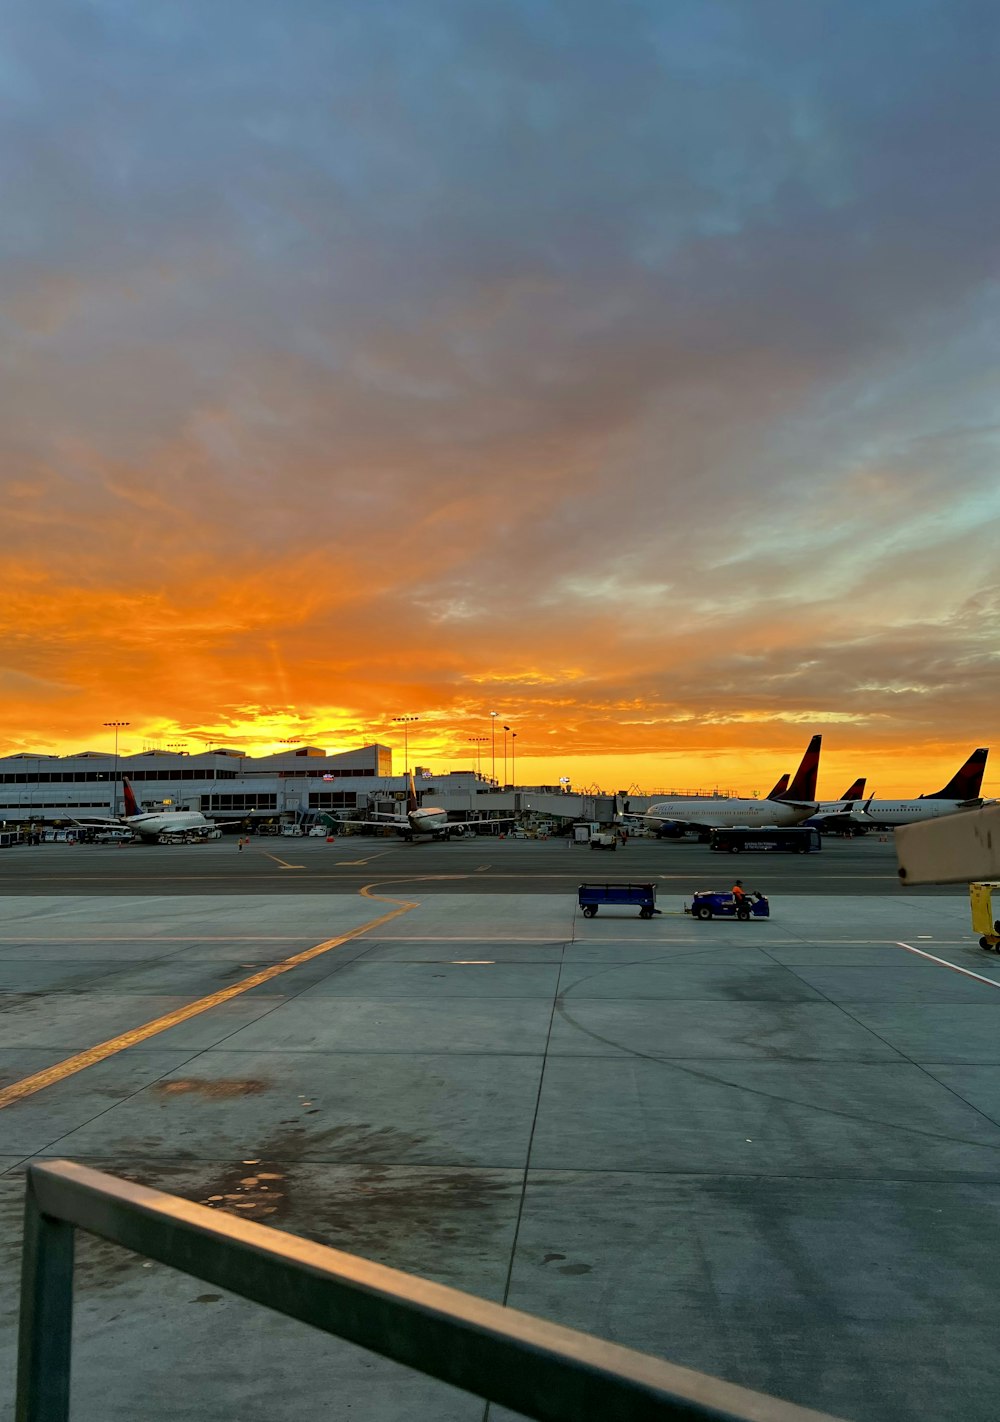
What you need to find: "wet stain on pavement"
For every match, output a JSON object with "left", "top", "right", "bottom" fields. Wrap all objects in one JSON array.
[{"left": 153, "top": 1078, "right": 271, "bottom": 1099}]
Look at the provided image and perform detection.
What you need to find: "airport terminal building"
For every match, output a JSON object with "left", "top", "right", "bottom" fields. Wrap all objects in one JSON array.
[{"left": 0, "top": 745, "right": 619, "bottom": 831}]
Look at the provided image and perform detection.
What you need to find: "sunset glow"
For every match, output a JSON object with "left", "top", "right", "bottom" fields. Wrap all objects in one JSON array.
[{"left": 1, "top": 3, "right": 997, "bottom": 799}]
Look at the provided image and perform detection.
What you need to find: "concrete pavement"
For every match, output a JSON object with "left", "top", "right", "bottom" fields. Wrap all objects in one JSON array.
[{"left": 2, "top": 888, "right": 998, "bottom": 1421}]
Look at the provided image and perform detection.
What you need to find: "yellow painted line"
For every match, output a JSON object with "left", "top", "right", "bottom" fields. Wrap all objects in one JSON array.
[
  {"left": 336, "top": 851, "right": 394, "bottom": 866},
  {"left": 0, "top": 884, "right": 418, "bottom": 1111},
  {"left": 262, "top": 853, "right": 305, "bottom": 869}
]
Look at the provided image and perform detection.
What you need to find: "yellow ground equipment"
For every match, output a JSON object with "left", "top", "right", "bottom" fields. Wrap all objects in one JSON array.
[{"left": 970, "top": 881, "right": 1000, "bottom": 951}]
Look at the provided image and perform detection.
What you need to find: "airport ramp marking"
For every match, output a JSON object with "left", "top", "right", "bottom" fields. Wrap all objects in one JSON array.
[
  {"left": 337, "top": 851, "right": 394, "bottom": 865},
  {"left": 0, "top": 885, "right": 419, "bottom": 1111},
  {"left": 895, "top": 940, "right": 1000, "bottom": 989},
  {"left": 263, "top": 853, "right": 305, "bottom": 869}
]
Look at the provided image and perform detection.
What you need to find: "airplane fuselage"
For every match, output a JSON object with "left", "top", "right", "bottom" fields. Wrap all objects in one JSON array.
[
  {"left": 407, "top": 807, "right": 450, "bottom": 835},
  {"left": 126, "top": 811, "right": 217, "bottom": 840},
  {"left": 852, "top": 799, "right": 979, "bottom": 828},
  {"left": 645, "top": 797, "right": 816, "bottom": 831}
]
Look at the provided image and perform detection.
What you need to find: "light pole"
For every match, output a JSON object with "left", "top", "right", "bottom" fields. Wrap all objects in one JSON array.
[
  {"left": 393, "top": 715, "right": 419, "bottom": 777},
  {"left": 490, "top": 711, "right": 498, "bottom": 784},
  {"left": 502, "top": 725, "right": 510, "bottom": 788},
  {"left": 510, "top": 731, "right": 517, "bottom": 789},
  {"left": 103, "top": 721, "right": 129, "bottom": 816},
  {"left": 467, "top": 736, "right": 487, "bottom": 777}
]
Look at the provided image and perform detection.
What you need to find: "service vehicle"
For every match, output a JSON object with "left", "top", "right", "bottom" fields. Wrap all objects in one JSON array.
[
  {"left": 709, "top": 826, "right": 820, "bottom": 854},
  {"left": 578, "top": 882, "right": 658, "bottom": 918},
  {"left": 686, "top": 890, "right": 770, "bottom": 921}
]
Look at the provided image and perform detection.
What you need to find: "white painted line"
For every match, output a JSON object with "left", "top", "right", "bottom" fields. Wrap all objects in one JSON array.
[{"left": 895, "top": 941, "right": 1000, "bottom": 990}]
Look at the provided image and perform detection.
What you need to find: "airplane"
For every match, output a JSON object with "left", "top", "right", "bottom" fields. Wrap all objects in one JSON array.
[
  {"left": 765, "top": 773, "right": 790, "bottom": 800},
  {"left": 328, "top": 772, "right": 515, "bottom": 842},
  {"left": 69, "top": 778, "right": 221, "bottom": 844},
  {"left": 634, "top": 735, "right": 828, "bottom": 839},
  {"left": 850, "top": 748, "right": 990, "bottom": 829},
  {"left": 801, "top": 778, "right": 867, "bottom": 833}
]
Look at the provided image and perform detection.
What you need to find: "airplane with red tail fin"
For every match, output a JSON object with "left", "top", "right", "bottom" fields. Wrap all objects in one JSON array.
[
  {"left": 850, "top": 748, "right": 991, "bottom": 829},
  {"left": 639, "top": 735, "right": 827, "bottom": 838},
  {"left": 336, "top": 772, "right": 515, "bottom": 841},
  {"left": 70, "top": 778, "right": 220, "bottom": 843}
]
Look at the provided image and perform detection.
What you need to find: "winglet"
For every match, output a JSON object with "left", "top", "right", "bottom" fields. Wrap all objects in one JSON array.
[
  {"left": 766, "top": 773, "right": 790, "bottom": 801},
  {"left": 784, "top": 735, "right": 821, "bottom": 803}
]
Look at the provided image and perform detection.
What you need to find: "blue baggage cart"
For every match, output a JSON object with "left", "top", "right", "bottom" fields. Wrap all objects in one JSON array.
[{"left": 578, "top": 882, "right": 659, "bottom": 919}]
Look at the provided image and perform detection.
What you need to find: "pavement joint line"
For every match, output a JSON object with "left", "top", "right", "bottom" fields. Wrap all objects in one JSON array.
[
  {"left": 895, "top": 940, "right": 1000, "bottom": 989},
  {"left": 0, "top": 884, "right": 419, "bottom": 1111}
]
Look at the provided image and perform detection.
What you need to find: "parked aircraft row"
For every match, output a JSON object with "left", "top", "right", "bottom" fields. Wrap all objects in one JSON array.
[
  {"left": 629, "top": 740, "right": 990, "bottom": 837},
  {"left": 61, "top": 745, "right": 992, "bottom": 846}
]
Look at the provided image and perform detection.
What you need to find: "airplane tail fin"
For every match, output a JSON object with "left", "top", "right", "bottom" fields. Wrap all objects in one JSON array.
[
  {"left": 406, "top": 772, "right": 419, "bottom": 814},
  {"left": 840, "top": 777, "right": 866, "bottom": 802},
  {"left": 784, "top": 735, "right": 821, "bottom": 803},
  {"left": 122, "top": 777, "right": 142, "bottom": 818},
  {"left": 922, "top": 747, "right": 988, "bottom": 800},
  {"left": 766, "top": 773, "right": 790, "bottom": 801}
]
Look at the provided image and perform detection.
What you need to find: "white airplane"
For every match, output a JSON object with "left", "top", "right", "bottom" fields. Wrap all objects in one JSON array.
[
  {"left": 850, "top": 748, "right": 990, "bottom": 829},
  {"left": 333, "top": 773, "right": 515, "bottom": 842},
  {"left": 633, "top": 735, "right": 828, "bottom": 839},
  {"left": 70, "top": 778, "right": 221, "bottom": 843}
]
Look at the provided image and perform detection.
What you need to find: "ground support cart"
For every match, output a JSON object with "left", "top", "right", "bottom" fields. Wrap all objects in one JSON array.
[
  {"left": 578, "top": 882, "right": 659, "bottom": 919},
  {"left": 971, "top": 881, "right": 1000, "bottom": 951},
  {"left": 686, "top": 890, "right": 770, "bottom": 921}
]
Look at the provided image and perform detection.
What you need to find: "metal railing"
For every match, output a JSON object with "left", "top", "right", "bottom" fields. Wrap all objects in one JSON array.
[{"left": 17, "top": 1160, "right": 846, "bottom": 1422}]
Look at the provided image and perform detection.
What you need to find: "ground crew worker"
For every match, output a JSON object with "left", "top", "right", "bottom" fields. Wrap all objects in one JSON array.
[{"left": 731, "top": 879, "right": 747, "bottom": 906}]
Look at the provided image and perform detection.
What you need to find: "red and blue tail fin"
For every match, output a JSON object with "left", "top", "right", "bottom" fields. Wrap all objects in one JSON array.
[
  {"left": 784, "top": 735, "right": 821, "bottom": 803},
  {"left": 922, "top": 748, "right": 988, "bottom": 800},
  {"left": 122, "top": 777, "right": 142, "bottom": 818},
  {"left": 766, "top": 773, "right": 790, "bottom": 801},
  {"left": 839, "top": 777, "right": 866, "bottom": 802}
]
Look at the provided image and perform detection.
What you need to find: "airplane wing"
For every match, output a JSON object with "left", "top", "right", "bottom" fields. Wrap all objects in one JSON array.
[
  {"left": 66, "top": 814, "right": 123, "bottom": 830},
  {"left": 803, "top": 802, "right": 850, "bottom": 825}
]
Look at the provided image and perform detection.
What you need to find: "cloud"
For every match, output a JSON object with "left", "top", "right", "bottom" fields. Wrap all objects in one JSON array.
[{"left": 0, "top": 0, "right": 996, "bottom": 791}]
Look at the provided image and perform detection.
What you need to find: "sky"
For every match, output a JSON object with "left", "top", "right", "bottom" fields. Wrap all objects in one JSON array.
[{"left": 1, "top": 0, "right": 997, "bottom": 797}]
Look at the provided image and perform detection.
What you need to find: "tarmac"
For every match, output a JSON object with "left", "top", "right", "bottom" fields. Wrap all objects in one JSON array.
[{"left": 1, "top": 841, "right": 998, "bottom": 1421}]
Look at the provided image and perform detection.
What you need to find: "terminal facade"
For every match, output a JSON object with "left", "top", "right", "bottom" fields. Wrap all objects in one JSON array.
[{"left": 0, "top": 745, "right": 621, "bottom": 832}]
